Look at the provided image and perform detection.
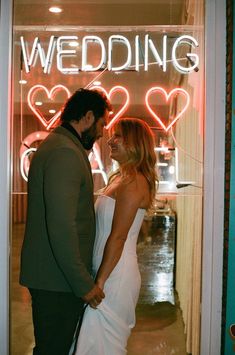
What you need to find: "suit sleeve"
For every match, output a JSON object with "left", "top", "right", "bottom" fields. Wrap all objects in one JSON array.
[{"left": 43, "top": 147, "right": 95, "bottom": 297}]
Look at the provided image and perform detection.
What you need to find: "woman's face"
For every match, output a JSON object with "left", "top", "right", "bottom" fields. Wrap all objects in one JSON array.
[{"left": 107, "top": 127, "right": 128, "bottom": 164}]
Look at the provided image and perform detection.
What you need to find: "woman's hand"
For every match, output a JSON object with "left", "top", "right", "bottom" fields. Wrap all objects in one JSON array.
[{"left": 82, "top": 284, "right": 105, "bottom": 309}]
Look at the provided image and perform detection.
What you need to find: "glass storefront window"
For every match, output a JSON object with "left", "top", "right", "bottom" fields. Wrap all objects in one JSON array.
[{"left": 11, "top": 1, "right": 205, "bottom": 354}]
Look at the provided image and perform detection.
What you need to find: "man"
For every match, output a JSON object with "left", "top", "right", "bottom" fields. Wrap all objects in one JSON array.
[{"left": 20, "top": 88, "right": 111, "bottom": 355}]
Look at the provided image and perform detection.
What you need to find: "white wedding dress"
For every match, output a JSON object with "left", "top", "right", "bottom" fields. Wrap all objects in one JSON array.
[{"left": 74, "top": 194, "right": 145, "bottom": 355}]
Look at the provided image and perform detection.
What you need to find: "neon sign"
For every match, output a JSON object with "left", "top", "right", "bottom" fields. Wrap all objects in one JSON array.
[
  {"left": 27, "top": 84, "right": 71, "bottom": 130},
  {"left": 88, "top": 143, "right": 108, "bottom": 184},
  {"left": 20, "top": 34, "right": 199, "bottom": 75},
  {"left": 20, "top": 148, "right": 37, "bottom": 182},
  {"left": 19, "top": 128, "right": 193, "bottom": 187},
  {"left": 89, "top": 85, "right": 130, "bottom": 129},
  {"left": 145, "top": 87, "right": 190, "bottom": 132},
  {"left": 154, "top": 147, "right": 195, "bottom": 192},
  {"left": 20, "top": 136, "right": 107, "bottom": 183},
  {"left": 20, "top": 131, "right": 49, "bottom": 181},
  {"left": 27, "top": 84, "right": 130, "bottom": 130},
  {"left": 27, "top": 84, "right": 190, "bottom": 132}
]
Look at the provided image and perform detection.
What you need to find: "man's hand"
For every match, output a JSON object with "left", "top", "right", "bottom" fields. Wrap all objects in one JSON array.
[{"left": 82, "top": 285, "right": 105, "bottom": 309}]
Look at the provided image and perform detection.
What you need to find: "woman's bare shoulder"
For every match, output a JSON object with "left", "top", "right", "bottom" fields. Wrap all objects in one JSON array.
[{"left": 117, "top": 173, "right": 149, "bottom": 206}]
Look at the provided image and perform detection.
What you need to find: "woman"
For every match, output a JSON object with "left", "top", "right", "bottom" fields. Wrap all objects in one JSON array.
[{"left": 75, "top": 117, "right": 158, "bottom": 354}]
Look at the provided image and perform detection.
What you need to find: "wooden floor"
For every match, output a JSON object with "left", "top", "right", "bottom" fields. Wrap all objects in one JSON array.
[{"left": 11, "top": 222, "right": 187, "bottom": 355}]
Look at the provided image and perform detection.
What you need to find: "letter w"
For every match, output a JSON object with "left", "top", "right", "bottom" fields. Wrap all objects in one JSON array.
[{"left": 20, "top": 36, "right": 56, "bottom": 73}]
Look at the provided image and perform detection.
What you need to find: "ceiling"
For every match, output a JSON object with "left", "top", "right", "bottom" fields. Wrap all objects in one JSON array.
[{"left": 14, "top": 0, "right": 187, "bottom": 27}]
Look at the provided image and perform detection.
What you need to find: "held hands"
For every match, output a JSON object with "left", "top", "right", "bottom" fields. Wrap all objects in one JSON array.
[{"left": 82, "top": 284, "right": 105, "bottom": 309}]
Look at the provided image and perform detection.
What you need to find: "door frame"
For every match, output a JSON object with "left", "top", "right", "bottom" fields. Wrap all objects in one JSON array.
[
  {"left": 0, "top": 0, "right": 226, "bottom": 354},
  {"left": 0, "top": 0, "right": 13, "bottom": 354}
]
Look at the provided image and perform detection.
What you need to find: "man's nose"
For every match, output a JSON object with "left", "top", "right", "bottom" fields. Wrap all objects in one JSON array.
[{"left": 98, "top": 128, "right": 104, "bottom": 139}]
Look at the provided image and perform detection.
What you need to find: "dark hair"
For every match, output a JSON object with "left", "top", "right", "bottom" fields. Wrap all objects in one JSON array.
[{"left": 60, "top": 88, "right": 111, "bottom": 123}]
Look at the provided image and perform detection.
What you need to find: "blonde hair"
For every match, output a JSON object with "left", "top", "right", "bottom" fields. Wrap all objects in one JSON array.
[{"left": 108, "top": 118, "right": 158, "bottom": 206}]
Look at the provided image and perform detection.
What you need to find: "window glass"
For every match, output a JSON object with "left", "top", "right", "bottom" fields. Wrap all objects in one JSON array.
[{"left": 11, "top": 1, "right": 204, "bottom": 354}]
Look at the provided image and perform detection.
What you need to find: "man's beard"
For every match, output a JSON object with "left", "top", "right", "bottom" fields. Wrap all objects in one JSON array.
[{"left": 80, "top": 122, "right": 97, "bottom": 150}]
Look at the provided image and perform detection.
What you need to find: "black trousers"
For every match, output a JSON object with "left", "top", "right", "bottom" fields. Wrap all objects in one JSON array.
[{"left": 29, "top": 288, "right": 84, "bottom": 355}]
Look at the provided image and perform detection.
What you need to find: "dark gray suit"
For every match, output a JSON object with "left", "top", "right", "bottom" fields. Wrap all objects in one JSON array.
[{"left": 20, "top": 125, "right": 96, "bottom": 354}]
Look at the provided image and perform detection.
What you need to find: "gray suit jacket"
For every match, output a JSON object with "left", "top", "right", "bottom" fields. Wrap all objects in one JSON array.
[{"left": 20, "top": 126, "right": 95, "bottom": 297}]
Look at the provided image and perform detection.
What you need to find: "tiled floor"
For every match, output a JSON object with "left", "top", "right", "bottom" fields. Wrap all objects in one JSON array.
[{"left": 11, "top": 221, "right": 187, "bottom": 355}]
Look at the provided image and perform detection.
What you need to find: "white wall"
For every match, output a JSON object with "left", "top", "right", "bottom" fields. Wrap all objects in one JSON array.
[
  {"left": 174, "top": 78, "right": 204, "bottom": 354},
  {"left": 0, "top": 0, "right": 12, "bottom": 354},
  {"left": 201, "top": 0, "right": 226, "bottom": 354}
]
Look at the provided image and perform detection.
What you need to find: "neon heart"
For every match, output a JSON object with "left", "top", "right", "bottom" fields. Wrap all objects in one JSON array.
[
  {"left": 89, "top": 85, "right": 130, "bottom": 129},
  {"left": 145, "top": 87, "right": 190, "bottom": 132},
  {"left": 27, "top": 85, "right": 71, "bottom": 130}
]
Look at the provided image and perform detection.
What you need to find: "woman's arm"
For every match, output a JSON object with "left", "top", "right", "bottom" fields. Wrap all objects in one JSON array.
[{"left": 95, "top": 177, "right": 146, "bottom": 289}]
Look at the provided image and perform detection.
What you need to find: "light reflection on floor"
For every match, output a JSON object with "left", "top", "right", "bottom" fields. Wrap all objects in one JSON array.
[
  {"left": 137, "top": 212, "right": 176, "bottom": 305},
  {"left": 127, "top": 212, "right": 187, "bottom": 354}
]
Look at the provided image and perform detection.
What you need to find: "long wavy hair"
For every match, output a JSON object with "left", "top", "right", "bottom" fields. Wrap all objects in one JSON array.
[{"left": 108, "top": 118, "right": 158, "bottom": 206}]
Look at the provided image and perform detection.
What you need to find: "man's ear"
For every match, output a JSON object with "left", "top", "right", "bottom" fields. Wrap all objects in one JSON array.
[{"left": 83, "top": 110, "right": 95, "bottom": 128}]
